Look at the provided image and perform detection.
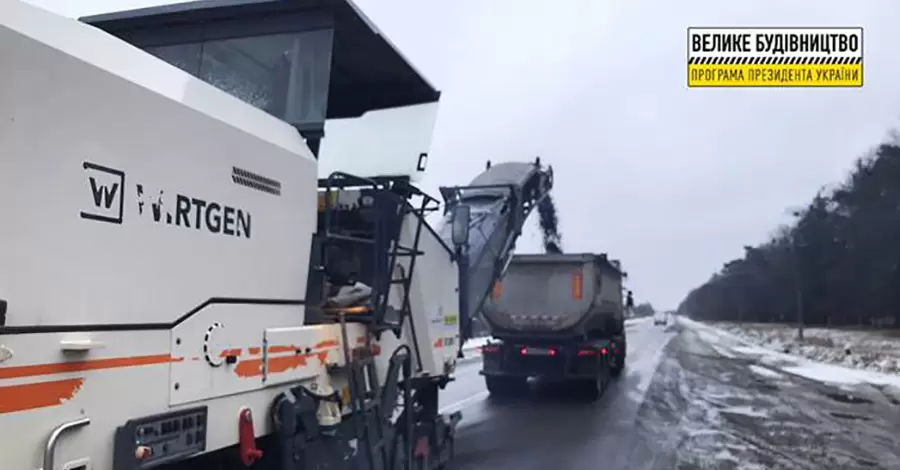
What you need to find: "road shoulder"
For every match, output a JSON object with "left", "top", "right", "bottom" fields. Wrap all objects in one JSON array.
[{"left": 636, "top": 320, "right": 900, "bottom": 470}]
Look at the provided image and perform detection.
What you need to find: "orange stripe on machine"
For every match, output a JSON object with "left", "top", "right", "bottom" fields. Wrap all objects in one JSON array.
[
  {"left": 0, "top": 354, "right": 180, "bottom": 380},
  {"left": 0, "top": 378, "right": 85, "bottom": 414}
]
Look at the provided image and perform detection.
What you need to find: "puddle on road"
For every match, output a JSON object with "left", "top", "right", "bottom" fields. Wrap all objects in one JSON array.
[
  {"left": 852, "top": 459, "right": 880, "bottom": 468},
  {"left": 843, "top": 454, "right": 882, "bottom": 468},
  {"left": 755, "top": 382, "right": 779, "bottom": 392},
  {"left": 821, "top": 391, "right": 873, "bottom": 405},
  {"left": 828, "top": 411, "right": 872, "bottom": 421},
  {"left": 720, "top": 405, "right": 769, "bottom": 419},
  {"left": 748, "top": 364, "right": 783, "bottom": 380},
  {"left": 870, "top": 384, "right": 900, "bottom": 406}
]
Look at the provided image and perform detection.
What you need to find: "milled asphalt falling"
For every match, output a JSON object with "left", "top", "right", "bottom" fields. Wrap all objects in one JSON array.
[{"left": 442, "top": 319, "right": 900, "bottom": 470}]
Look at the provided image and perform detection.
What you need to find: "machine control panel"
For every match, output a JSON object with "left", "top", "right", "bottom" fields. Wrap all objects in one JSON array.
[{"left": 113, "top": 406, "right": 208, "bottom": 469}]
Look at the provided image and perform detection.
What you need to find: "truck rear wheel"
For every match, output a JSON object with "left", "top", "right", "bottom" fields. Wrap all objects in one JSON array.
[
  {"left": 610, "top": 337, "right": 626, "bottom": 378},
  {"left": 581, "top": 363, "right": 613, "bottom": 402},
  {"left": 610, "top": 361, "right": 624, "bottom": 377},
  {"left": 610, "top": 350, "right": 625, "bottom": 378},
  {"left": 485, "top": 376, "right": 527, "bottom": 397},
  {"left": 581, "top": 374, "right": 603, "bottom": 402}
]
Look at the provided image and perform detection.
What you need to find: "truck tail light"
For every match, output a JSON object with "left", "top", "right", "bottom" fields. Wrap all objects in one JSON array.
[
  {"left": 481, "top": 344, "right": 500, "bottom": 354},
  {"left": 571, "top": 271, "right": 583, "bottom": 300},
  {"left": 577, "top": 347, "right": 607, "bottom": 357}
]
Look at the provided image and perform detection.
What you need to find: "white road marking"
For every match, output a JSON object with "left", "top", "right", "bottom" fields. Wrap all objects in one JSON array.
[{"left": 439, "top": 390, "right": 490, "bottom": 414}]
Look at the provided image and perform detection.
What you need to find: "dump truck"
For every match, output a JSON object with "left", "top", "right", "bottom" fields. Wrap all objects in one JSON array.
[{"left": 478, "top": 253, "right": 627, "bottom": 400}]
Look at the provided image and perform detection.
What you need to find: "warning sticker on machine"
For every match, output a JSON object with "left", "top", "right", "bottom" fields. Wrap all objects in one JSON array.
[{"left": 687, "top": 27, "right": 863, "bottom": 87}]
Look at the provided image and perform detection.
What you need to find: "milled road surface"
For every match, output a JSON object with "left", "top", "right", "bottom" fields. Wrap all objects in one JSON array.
[{"left": 441, "top": 318, "right": 900, "bottom": 470}]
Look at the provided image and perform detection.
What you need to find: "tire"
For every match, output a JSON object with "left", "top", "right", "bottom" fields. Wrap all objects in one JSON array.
[
  {"left": 610, "top": 367, "right": 623, "bottom": 378},
  {"left": 610, "top": 338, "right": 626, "bottom": 378},
  {"left": 581, "top": 370, "right": 606, "bottom": 402},
  {"left": 485, "top": 376, "right": 527, "bottom": 397},
  {"left": 582, "top": 379, "right": 599, "bottom": 402},
  {"left": 610, "top": 350, "right": 625, "bottom": 378}
]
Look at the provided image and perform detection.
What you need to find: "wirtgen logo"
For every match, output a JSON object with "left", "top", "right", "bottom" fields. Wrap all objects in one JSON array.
[
  {"left": 80, "top": 161, "right": 125, "bottom": 224},
  {"left": 80, "top": 161, "right": 253, "bottom": 239}
]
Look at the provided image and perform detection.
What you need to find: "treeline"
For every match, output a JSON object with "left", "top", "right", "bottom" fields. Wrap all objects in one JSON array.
[
  {"left": 633, "top": 302, "right": 656, "bottom": 317},
  {"left": 679, "top": 137, "right": 900, "bottom": 328}
]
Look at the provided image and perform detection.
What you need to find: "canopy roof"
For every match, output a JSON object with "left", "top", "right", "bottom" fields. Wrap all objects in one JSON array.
[{"left": 81, "top": 0, "right": 440, "bottom": 119}]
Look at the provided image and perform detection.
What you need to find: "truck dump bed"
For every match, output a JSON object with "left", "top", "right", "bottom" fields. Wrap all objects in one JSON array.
[{"left": 482, "top": 253, "right": 624, "bottom": 336}]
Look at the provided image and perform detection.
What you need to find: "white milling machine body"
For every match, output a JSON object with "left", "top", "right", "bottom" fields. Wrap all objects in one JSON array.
[{"left": 0, "top": 0, "right": 484, "bottom": 469}]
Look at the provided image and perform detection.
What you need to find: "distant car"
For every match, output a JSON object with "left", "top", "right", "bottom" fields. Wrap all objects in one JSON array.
[{"left": 653, "top": 312, "right": 667, "bottom": 326}]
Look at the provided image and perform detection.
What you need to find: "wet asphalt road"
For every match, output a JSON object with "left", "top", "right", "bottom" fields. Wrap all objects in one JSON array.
[
  {"left": 441, "top": 319, "right": 679, "bottom": 470},
  {"left": 440, "top": 318, "right": 900, "bottom": 470}
]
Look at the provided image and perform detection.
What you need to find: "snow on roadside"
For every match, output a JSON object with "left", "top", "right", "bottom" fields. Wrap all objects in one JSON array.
[
  {"left": 625, "top": 316, "right": 652, "bottom": 325},
  {"left": 748, "top": 364, "right": 783, "bottom": 379},
  {"left": 462, "top": 336, "right": 491, "bottom": 352},
  {"left": 679, "top": 316, "right": 900, "bottom": 390},
  {"left": 712, "top": 321, "right": 900, "bottom": 375}
]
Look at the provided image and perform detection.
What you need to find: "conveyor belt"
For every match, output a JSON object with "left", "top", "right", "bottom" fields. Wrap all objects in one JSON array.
[{"left": 438, "top": 159, "right": 554, "bottom": 343}]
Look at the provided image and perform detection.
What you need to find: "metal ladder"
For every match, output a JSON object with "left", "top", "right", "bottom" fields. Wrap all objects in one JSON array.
[
  {"left": 337, "top": 313, "right": 413, "bottom": 470},
  {"left": 371, "top": 185, "right": 438, "bottom": 369},
  {"left": 320, "top": 173, "right": 431, "bottom": 469}
]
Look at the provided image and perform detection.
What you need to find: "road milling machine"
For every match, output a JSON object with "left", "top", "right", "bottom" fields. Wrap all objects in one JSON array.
[{"left": 0, "top": 1, "right": 556, "bottom": 469}]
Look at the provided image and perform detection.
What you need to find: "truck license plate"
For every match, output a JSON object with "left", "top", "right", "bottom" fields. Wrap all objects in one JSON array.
[{"left": 524, "top": 347, "right": 552, "bottom": 356}]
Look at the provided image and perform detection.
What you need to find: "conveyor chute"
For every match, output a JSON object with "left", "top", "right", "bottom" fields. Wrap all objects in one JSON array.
[{"left": 438, "top": 158, "right": 554, "bottom": 344}]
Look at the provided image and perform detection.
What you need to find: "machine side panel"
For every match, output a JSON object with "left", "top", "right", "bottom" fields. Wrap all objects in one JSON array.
[
  {"left": 0, "top": 2, "right": 317, "bottom": 327},
  {"left": 0, "top": 327, "right": 349, "bottom": 470},
  {"left": 401, "top": 219, "right": 459, "bottom": 377},
  {"left": 260, "top": 326, "right": 347, "bottom": 388},
  {"left": 0, "top": 329, "right": 172, "bottom": 470},
  {"left": 167, "top": 305, "right": 357, "bottom": 406}
]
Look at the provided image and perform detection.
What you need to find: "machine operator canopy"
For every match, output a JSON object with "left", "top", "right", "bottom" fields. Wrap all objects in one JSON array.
[{"left": 81, "top": 0, "right": 440, "bottom": 149}]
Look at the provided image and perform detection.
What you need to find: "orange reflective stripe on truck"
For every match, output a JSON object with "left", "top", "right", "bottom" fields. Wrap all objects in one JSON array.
[{"left": 572, "top": 270, "right": 583, "bottom": 300}]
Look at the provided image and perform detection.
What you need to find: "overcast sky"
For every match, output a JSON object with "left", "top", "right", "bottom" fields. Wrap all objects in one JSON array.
[{"left": 29, "top": 0, "right": 900, "bottom": 309}]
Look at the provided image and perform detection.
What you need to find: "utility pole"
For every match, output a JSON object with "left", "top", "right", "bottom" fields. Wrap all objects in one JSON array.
[
  {"left": 738, "top": 259, "right": 747, "bottom": 324},
  {"left": 790, "top": 211, "right": 805, "bottom": 341},
  {"left": 725, "top": 258, "right": 747, "bottom": 324}
]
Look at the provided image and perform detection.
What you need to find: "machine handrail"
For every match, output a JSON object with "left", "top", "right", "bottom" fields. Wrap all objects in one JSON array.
[{"left": 43, "top": 417, "right": 90, "bottom": 470}]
